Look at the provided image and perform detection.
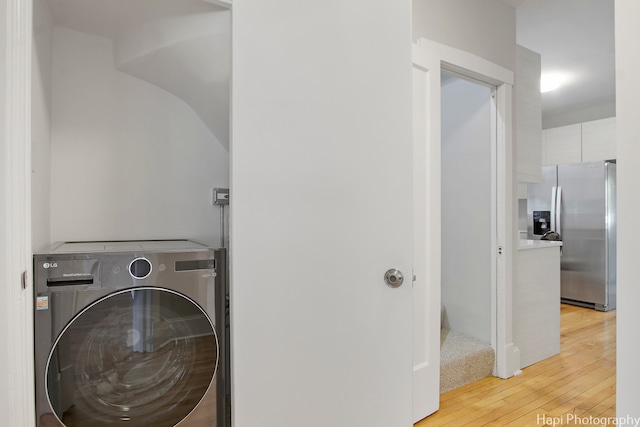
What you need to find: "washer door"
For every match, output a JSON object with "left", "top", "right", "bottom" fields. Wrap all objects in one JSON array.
[{"left": 46, "top": 287, "right": 218, "bottom": 426}]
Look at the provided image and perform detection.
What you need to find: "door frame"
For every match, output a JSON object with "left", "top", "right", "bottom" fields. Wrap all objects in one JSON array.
[
  {"left": 412, "top": 40, "right": 518, "bottom": 401},
  {"left": 1, "top": 0, "right": 36, "bottom": 425}
]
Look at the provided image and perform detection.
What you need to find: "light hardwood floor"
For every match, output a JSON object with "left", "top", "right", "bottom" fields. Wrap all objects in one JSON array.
[{"left": 415, "top": 304, "right": 616, "bottom": 426}]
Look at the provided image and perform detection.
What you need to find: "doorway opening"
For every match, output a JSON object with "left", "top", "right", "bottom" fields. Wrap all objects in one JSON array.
[
  {"left": 439, "top": 70, "right": 497, "bottom": 393},
  {"left": 412, "top": 38, "right": 516, "bottom": 423}
]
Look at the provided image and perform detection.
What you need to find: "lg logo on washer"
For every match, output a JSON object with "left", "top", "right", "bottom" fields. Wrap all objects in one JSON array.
[{"left": 42, "top": 262, "right": 58, "bottom": 269}]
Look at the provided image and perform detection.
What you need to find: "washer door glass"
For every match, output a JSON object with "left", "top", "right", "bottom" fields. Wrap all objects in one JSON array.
[{"left": 46, "top": 287, "right": 218, "bottom": 426}]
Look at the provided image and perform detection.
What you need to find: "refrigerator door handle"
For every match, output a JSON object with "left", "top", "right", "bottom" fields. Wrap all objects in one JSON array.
[
  {"left": 551, "top": 186, "right": 557, "bottom": 232},
  {"left": 556, "top": 186, "right": 562, "bottom": 236}
]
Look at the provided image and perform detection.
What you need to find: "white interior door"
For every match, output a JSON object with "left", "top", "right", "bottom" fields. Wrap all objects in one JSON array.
[
  {"left": 230, "top": 2, "right": 414, "bottom": 427},
  {"left": 412, "top": 45, "right": 442, "bottom": 422}
]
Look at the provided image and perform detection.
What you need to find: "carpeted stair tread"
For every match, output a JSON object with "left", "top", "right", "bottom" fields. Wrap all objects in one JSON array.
[{"left": 440, "top": 328, "right": 495, "bottom": 394}]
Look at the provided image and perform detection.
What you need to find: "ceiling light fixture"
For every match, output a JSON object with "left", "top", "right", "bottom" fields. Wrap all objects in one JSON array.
[{"left": 540, "top": 72, "right": 569, "bottom": 93}]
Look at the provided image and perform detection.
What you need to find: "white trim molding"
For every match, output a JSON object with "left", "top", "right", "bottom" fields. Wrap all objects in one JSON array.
[
  {"left": 417, "top": 38, "right": 514, "bottom": 87},
  {"left": 1, "top": 0, "right": 35, "bottom": 424},
  {"left": 494, "top": 81, "right": 518, "bottom": 379}
]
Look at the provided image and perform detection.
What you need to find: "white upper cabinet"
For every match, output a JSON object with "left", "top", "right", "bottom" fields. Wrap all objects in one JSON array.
[
  {"left": 543, "top": 118, "right": 617, "bottom": 166},
  {"left": 516, "top": 45, "right": 542, "bottom": 183},
  {"left": 581, "top": 117, "right": 617, "bottom": 162},
  {"left": 543, "top": 123, "right": 582, "bottom": 165}
]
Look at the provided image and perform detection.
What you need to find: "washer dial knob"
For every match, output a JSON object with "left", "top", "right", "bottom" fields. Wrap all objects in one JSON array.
[{"left": 129, "top": 258, "right": 152, "bottom": 279}]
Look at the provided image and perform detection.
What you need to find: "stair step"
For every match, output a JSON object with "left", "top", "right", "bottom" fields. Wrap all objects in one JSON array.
[{"left": 440, "top": 329, "right": 495, "bottom": 394}]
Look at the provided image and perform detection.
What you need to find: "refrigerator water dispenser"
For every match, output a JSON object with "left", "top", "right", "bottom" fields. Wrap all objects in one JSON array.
[{"left": 533, "top": 210, "right": 551, "bottom": 235}]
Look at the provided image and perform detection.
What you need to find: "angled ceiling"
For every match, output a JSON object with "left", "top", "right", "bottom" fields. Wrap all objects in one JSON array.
[
  {"left": 515, "top": 0, "right": 615, "bottom": 129},
  {"left": 47, "top": 0, "right": 231, "bottom": 149}
]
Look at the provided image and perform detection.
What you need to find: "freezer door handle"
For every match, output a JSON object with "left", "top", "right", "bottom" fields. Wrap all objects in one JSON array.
[
  {"left": 551, "top": 186, "right": 557, "bottom": 232},
  {"left": 556, "top": 186, "right": 562, "bottom": 236}
]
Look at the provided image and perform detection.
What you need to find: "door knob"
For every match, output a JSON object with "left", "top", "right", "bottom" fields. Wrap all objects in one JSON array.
[{"left": 384, "top": 269, "right": 404, "bottom": 288}]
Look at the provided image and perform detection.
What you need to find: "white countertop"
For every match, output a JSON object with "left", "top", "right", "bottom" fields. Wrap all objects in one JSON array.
[{"left": 518, "top": 239, "right": 563, "bottom": 250}]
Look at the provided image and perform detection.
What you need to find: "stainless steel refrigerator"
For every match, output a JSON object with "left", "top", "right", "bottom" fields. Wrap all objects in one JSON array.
[{"left": 527, "top": 160, "right": 616, "bottom": 311}]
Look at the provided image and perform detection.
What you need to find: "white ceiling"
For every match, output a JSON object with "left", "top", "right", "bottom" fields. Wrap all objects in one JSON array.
[
  {"left": 47, "top": 0, "right": 226, "bottom": 39},
  {"left": 514, "top": 0, "right": 615, "bottom": 128},
  {"left": 501, "top": 0, "right": 528, "bottom": 7},
  {"left": 46, "top": 0, "right": 613, "bottom": 133}
]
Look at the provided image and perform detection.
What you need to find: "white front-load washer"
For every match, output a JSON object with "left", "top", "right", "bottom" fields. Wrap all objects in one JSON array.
[{"left": 33, "top": 240, "right": 227, "bottom": 427}]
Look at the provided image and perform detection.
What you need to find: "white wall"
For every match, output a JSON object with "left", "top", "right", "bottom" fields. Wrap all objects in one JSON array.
[
  {"left": 49, "top": 27, "right": 228, "bottom": 246},
  {"left": 441, "top": 73, "right": 493, "bottom": 343},
  {"left": 413, "top": 0, "right": 517, "bottom": 72},
  {"left": 615, "top": 0, "right": 640, "bottom": 417},
  {"left": 31, "top": 0, "right": 53, "bottom": 252}
]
